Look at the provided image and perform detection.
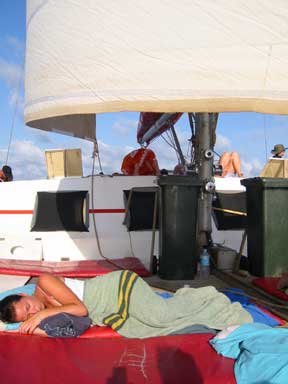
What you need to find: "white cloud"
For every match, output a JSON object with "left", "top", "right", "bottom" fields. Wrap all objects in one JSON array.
[
  {"left": 8, "top": 87, "right": 24, "bottom": 116},
  {"left": 241, "top": 158, "right": 264, "bottom": 178},
  {"left": 0, "top": 136, "right": 132, "bottom": 180},
  {"left": 0, "top": 140, "right": 46, "bottom": 180},
  {"left": 112, "top": 119, "right": 138, "bottom": 136},
  {"left": 0, "top": 135, "right": 266, "bottom": 181},
  {"left": 0, "top": 58, "right": 23, "bottom": 88},
  {"left": 0, "top": 57, "right": 24, "bottom": 115},
  {"left": 24, "top": 127, "right": 54, "bottom": 145},
  {"left": 150, "top": 137, "right": 179, "bottom": 170},
  {"left": 5, "top": 36, "right": 25, "bottom": 57},
  {"left": 95, "top": 140, "right": 135, "bottom": 173},
  {"left": 215, "top": 134, "right": 231, "bottom": 152}
]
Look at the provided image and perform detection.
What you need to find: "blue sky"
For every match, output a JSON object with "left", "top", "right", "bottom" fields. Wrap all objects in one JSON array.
[{"left": 1, "top": 0, "right": 288, "bottom": 180}]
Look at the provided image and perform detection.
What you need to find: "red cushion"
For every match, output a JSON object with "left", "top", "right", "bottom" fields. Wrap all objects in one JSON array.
[
  {"left": 0, "top": 332, "right": 236, "bottom": 384},
  {"left": 0, "top": 257, "right": 150, "bottom": 277},
  {"left": 253, "top": 277, "right": 288, "bottom": 300},
  {"left": 80, "top": 326, "right": 121, "bottom": 338}
]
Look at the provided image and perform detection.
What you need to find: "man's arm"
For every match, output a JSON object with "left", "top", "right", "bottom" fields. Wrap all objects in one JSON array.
[{"left": 19, "top": 274, "right": 88, "bottom": 334}]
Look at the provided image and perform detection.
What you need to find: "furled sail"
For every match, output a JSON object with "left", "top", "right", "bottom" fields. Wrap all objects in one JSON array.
[
  {"left": 25, "top": 0, "right": 288, "bottom": 139},
  {"left": 137, "top": 113, "right": 183, "bottom": 145}
]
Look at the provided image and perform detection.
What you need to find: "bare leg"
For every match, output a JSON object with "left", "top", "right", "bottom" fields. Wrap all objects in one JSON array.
[
  {"left": 231, "top": 152, "right": 243, "bottom": 177},
  {"left": 218, "top": 152, "right": 232, "bottom": 177}
]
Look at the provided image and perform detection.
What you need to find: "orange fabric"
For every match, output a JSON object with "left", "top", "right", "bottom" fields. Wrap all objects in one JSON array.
[
  {"left": 0, "top": 170, "right": 6, "bottom": 182},
  {"left": 121, "top": 148, "right": 160, "bottom": 176}
]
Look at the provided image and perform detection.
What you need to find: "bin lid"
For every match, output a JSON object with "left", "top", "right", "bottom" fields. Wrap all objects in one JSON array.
[
  {"left": 157, "top": 175, "right": 202, "bottom": 186},
  {"left": 241, "top": 177, "right": 288, "bottom": 188}
]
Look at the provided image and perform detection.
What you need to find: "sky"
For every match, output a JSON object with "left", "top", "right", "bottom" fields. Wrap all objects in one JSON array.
[{"left": 1, "top": 1, "right": 288, "bottom": 181}]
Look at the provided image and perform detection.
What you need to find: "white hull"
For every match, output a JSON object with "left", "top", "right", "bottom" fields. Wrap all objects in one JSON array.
[{"left": 0, "top": 175, "right": 245, "bottom": 270}]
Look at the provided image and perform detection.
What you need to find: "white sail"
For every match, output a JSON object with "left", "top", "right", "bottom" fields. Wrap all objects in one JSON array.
[{"left": 25, "top": 0, "right": 288, "bottom": 138}]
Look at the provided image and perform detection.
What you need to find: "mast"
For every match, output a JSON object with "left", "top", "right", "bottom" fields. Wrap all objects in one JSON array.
[{"left": 195, "top": 113, "right": 218, "bottom": 248}]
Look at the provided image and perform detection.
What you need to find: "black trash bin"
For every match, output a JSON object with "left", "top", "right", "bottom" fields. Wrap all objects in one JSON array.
[
  {"left": 157, "top": 175, "right": 201, "bottom": 279},
  {"left": 241, "top": 177, "right": 288, "bottom": 277}
]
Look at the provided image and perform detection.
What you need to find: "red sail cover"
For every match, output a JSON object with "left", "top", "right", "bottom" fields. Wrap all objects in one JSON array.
[{"left": 137, "top": 113, "right": 182, "bottom": 144}]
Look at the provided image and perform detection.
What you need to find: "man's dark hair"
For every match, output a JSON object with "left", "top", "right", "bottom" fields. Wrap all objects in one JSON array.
[
  {"left": 0, "top": 294, "right": 22, "bottom": 323},
  {"left": 2, "top": 165, "right": 13, "bottom": 181}
]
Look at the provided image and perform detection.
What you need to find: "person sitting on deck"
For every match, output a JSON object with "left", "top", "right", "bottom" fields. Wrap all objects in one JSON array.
[
  {"left": 270, "top": 144, "right": 287, "bottom": 159},
  {"left": 0, "top": 271, "right": 252, "bottom": 338},
  {"left": 0, "top": 165, "right": 13, "bottom": 182},
  {"left": 217, "top": 152, "right": 243, "bottom": 178}
]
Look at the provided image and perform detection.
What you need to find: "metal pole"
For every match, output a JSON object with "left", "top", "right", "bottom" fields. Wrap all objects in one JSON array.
[{"left": 195, "top": 112, "right": 218, "bottom": 246}]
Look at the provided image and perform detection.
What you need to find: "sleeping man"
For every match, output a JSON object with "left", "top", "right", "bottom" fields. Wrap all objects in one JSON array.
[{"left": 0, "top": 271, "right": 252, "bottom": 338}]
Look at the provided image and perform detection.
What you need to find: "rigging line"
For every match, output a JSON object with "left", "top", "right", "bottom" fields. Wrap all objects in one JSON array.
[
  {"left": 160, "top": 133, "right": 178, "bottom": 151},
  {"left": 166, "top": 128, "right": 187, "bottom": 159},
  {"left": 128, "top": 231, "right": 136, "bottom": 258},
  {"left": 161, "top": 133, "right": 181, "bottom": 163},
  {"left": 213, "top": 149, "right": 221, "bottom": 158},
  {"left": 170, "top": 125, "right": 186, "bottom": 166},
  {"left": 5, "top": 70, "right": 23, "bottom": 164},
  {"left": 95, "top": 139, "right": 103, "bottom": 173},
  {"left": 263, "top": 114, "right": 268, "bottom": 160},
  {"left": 162, "top": 130, "right": 180, "bottom": 153},
  {"left": 90, "top": 144, "right": 124, "bottom": 270},
  {"left": 186, "top": 133, "right": 192, "bottom": 158},
  {"left": 91, "top": 149, "right": 104, "bottom": 258}
]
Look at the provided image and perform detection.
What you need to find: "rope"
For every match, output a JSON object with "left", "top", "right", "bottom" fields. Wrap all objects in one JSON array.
[
  {"left": 90, "top": 142, "right": 124, "bottom": 270},
  {"left": 5, "top": 69, "right": 23, "bottom": 164},
  {"left": 263, "top": 114, "right": 268, "bottom": 161}
]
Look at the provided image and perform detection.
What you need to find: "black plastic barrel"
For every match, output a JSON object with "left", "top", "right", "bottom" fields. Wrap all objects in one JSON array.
[
  {"left": 157, "top": 175, "right": 201, "bottom": 279},
  {"left": 241, "top": 177, "right": 288, "bottom": 277}
]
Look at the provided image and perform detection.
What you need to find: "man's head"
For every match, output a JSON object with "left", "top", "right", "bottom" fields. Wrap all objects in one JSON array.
[
  {"left": 0, "top": 165, "right": 13, "bottom": 182},
  {"left": 0, "top": 294, "right": 44, "bottom": 323},
  {"left": 271, "top": 144, "right": 287, "bottom": 158}
]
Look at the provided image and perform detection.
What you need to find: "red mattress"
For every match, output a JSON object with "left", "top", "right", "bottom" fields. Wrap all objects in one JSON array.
[
  {"left": 0, "top": 257, "right": 150, "bottom": 278},
  {"left": 0, "top": 332, "right": 236, "bottom": 384},
  {"left": 253, "top": 277, "right": 288, "bottom": 300}
]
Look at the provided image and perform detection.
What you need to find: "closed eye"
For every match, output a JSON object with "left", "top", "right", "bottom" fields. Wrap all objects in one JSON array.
[{"left": 25, "top": 303, "right": 30, "bottom": 315}]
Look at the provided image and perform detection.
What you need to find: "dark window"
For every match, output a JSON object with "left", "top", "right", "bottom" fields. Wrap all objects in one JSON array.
[
  {"left": 123, "top": 188, "right": 159, "bottom": 231},
  {"left": 31, "top": 191, "right": 89, "bottom": 232},
  {"left": 212, "top": 192, "right": 247, "bottom": 230}
]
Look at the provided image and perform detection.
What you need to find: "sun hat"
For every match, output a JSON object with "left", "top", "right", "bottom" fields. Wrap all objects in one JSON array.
[{"left": 271, "top": 144, "right": 287, "bottom": 155}]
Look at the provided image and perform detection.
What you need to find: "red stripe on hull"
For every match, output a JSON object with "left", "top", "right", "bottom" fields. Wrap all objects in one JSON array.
[
  {"left": 0, "top": 209, "right": 125, "bottom": 214},
  {"left": 0, "top": 210, "right": 33, "bottom": 214}
]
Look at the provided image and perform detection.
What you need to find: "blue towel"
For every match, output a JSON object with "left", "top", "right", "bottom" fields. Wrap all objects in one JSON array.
[{"left": 210, "top": 323, "right": 288, "bottom": 384}]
